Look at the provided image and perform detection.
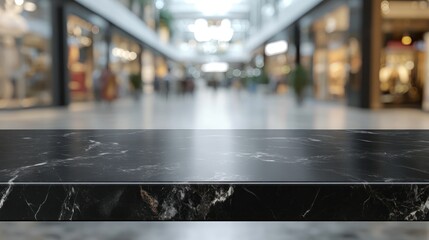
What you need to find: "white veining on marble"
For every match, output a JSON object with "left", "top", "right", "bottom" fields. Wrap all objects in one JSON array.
[
  {"left": 0, "top": 175, "right": 18, "bottom": 209},
  {"left": 59, "top": 187, "right": 80, "bottom": 221},
  {"left": 302, "top": 188, "right": 321, "bottom": 218},
  {"left": 24, "top": 186, "right": 51, "bottom": 220}
]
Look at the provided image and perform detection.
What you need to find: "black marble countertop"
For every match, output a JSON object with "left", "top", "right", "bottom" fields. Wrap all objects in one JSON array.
[
  {"left": 1, "top": 130, "right": 429, "bottom": 221},
  {"left": 0, "top": 130, "right": 428, "bottom": 183}
]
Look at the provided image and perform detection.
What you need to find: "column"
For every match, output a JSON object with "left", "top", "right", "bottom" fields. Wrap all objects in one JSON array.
[
  {"left": 347, "top": 0, "right": 382, "bottom": 108},
  {"left": 51, "top": 0, "right": 70, "bottom": 106}
]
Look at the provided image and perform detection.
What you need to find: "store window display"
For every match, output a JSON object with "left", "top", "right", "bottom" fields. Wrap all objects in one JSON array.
[
  {"left": 311, "top": 5, "right": 350, "bottom": 101},
  {"left": 0, "top": 0, "right": 52, "bottom": 109},
  {"left": 67, "top": 14, "right": 108, "bottom": 102},
  {"left": 110, "top": 33, "right": 142, "bottom": 98},
  {"left": 379, "top": 0, "right": 429, "bottom": 107}
]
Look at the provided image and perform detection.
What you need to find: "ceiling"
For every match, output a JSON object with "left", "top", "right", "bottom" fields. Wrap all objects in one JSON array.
[
  {"left": 164, "top": 0, "right": 252, "bottom": 58},
  {"left": 159, "top": 0, "right": 322, "bottom": 63}
]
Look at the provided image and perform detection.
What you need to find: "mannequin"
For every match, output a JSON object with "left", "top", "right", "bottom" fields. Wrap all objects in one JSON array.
[
  {"left": 0, "top": 0, "right": 29, "bottom": 107},
  {"left": 0, "top": 36, "right": 20, "bottom": 102}
]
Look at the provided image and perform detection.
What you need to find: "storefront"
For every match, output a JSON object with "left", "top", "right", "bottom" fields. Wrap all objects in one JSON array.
[
  {"left": 0, "top": 0, "right": 176, "bottom": 110},
  {"left": 299, "top": 3, "right": 351, "bottom": 102},
  {"left": 296, "top": 0, "right": 429, "bottom": 110},
  {"left": 0, "top": 0, "right": 53, "bottom": 109},
  {"left": 110, "top": 30, "right": 142, "bottom": 97},
  {"left": 379, "top": 0, "right": 429, "bottom": 108},
  {"left": 311, "top": 5, "right": 350, "bottom": 101},
  {"left": 66, "top": 10, "right": 109, "bottom": 102},
  {"left": 264, "top": 26, "right": 297, "bottom": 94},
  {"left": 66, "top": 3, "right": 151, "bottom": 103},
  {"left": 298, "top": 0, "right": 379, "bottom": 108}
]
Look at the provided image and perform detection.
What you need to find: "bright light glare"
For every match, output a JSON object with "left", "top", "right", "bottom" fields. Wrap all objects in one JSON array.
[
  {"left": 201, "top": 62, "right": 229, "bottom": 73},
  {"left": 23, "top": 2, "right": 37, "bottom": 12},
  {"left": 155, "top": 0, "right": 164, "bottom": 9},
  {"left": 112, "top": 48, "right": 138, "bottom": 61},
  {"left": 401, "top": 35, "right": 412, "bottom": 46},
  {"left": 221, "top": 19, "right": 231, "bottom": 28},
  {"left": 265, "top": 40, "right": 288, "bottom": 56},
  {"left": 190, "top": 19, "right": 234, "bottom": 42},
  {"left": 14, "top": 0, "right": 24, "bottom": 6}
]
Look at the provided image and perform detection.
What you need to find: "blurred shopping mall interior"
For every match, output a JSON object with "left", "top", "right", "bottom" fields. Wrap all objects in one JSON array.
[
  {"left": 1, "top": 0, "right": 429, "bottom": 238},
  {"left": 1, "top": 0, "right": 429, "bottom": 129}
]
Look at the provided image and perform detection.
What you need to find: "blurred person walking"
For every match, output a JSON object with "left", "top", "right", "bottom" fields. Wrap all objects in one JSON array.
[
  {"left": 163, "top": 67, "right": 174, "bottom": 99},
  {"left": 290, "top": 64, "right": 308, "bottom": 106}
]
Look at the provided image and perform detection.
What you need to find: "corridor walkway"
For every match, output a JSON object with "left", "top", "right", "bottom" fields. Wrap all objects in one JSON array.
[{"left": 1, "top": 88, "right": 428, "bottom": 129}]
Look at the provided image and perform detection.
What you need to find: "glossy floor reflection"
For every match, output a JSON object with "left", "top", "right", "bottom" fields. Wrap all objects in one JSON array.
[
  {"left": 1, "top": 87, "right": 429, "bottom": 129},
  {"left": 0, "top": 222, "right": 427, "bottom": 240}
]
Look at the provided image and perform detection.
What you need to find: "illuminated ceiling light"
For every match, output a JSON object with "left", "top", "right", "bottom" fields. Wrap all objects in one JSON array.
[
  {"left": 221, "top": 19, "right": 231, "bottom": 28},
  {"left": 193, "top": 18, "right": 235, "bottom": 42},
  {"left": 23, "top": 2, "right": 37, "bottom": 11},
  {"left": 214, "top": 26, "right": 234, "bottom": 42},
  {"left": 155, "top": 0, "right": 164, "bottom": 9},
  {"left": 201, "top": 62, "right": 229, "bottom": 73},
  {"left": 265, "top": 40, "right": 288, "bottom": 56},
  {"left": 14, "top": 0, "right": 24, "bottom": 6},
  {"left": 402, "top": 35, "right": 413, "bottom": 46},
  {"left": 194, "top": 28, "right": 211, "bottom": 42}
]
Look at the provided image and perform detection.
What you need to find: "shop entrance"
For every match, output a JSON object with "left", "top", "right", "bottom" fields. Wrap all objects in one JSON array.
[
  {"left": 311, "top": 5, "right": 350, "bottom": 101},
  {"left": 67, "top": 13, "right": 108, "bottom": 102},
  {"left": 380, "top": 0, "right": 429, "bottom": 108},
  {"left": 110, "top": 31, "right": 142, "bottom": 98}
]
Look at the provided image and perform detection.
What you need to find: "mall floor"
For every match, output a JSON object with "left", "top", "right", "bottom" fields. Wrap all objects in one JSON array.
[
  {"left": 1, "top": 87, "right": 429, "bottom": 130},
  {"left": 0, "top": 222, "right": 427, "bottom": 240}
]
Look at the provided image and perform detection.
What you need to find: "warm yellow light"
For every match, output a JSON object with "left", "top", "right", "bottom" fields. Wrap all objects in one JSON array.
[{"left": 402, "top": 35, "right": 412, "bottom": 46}]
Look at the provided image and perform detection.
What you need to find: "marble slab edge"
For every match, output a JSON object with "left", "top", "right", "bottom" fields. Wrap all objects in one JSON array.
[{"left": 0, "top": 183, "right": 428, "bottom": 221}]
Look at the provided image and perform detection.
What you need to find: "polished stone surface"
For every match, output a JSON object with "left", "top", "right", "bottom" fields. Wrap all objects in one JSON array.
[
  {"left": 1, "top": 130, "right": 429, "bottom": 221},
  {"left": 1, "top": 184, "right": 428, "bottom": 221},
  {"left": 0, "top": 130, "right": 429, "bottom": 183},
  {"left": 0, "top": 223, "right": 428, "bottom": 240}
]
